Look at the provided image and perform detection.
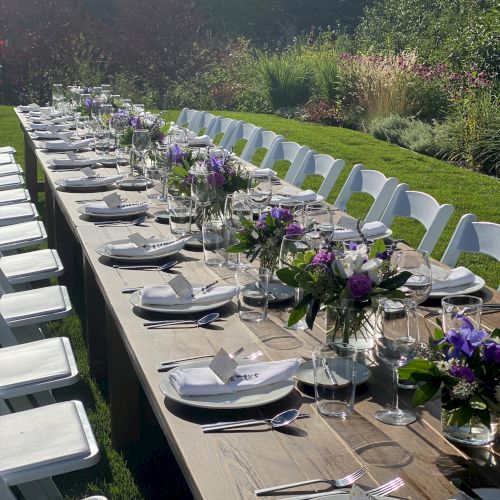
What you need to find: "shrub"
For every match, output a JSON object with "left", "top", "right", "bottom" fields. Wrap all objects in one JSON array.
[
  {"left": 313, "top": 52, "right": 340, "bottom": 103},
  {"left": 400, "top": 120, "right": 438, "bottom": 155},
  {"left": 369, "top": 114, "right": 412, "bottom": 145},
  {"left": 300, "top": 98, "right": 345, "bottom": 126}
]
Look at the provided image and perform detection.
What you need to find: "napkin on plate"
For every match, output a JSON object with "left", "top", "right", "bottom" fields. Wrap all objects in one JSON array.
[
  {"left": 169, "top": 358, "right": 300, "bottom": 396},
  {"left": 252, "top": 168, "right": 277, "bottom": 178},
  {"left": 141, "top": 284, "right": 236, "bottom": 306},
  {"left": 50, "top": 158, "right": 98, "bottom": 168},
  {"left": 432, "top": 266, "right": 476, "bottom": 290},
  {"left": 33, "top": 131, "right": 73, "bottom": 140},
  {"left": 62, "top": 175, "right": 124, "bottom": 188},
  {"left": 84, "top": 200, "right": 149, "bottom": 215},
  {"left": 19, "top": 104, "right": 50, "bottom": 112},
  {"left": 44, "top": 139, "right": 93, "bottom": 151},
  {"left": 291, "top": 189, "right": 317, "bottom": 202},
  {"left": 105, "top": 238, "right": 186, "bottom": 257},
  {"left": 335, "top": 221, "right": 388, "bottom": 239},
  {"left": 188, "top": 134, "right": 211, "bottom": 146},
  {"left": 29, "top": 123, "right": 68, "bottom": 131}
]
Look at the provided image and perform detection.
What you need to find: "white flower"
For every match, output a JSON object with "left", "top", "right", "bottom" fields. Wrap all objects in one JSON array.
[
  {"left": 448, "top": 358, "right": 460, "bottom": 368},
  {"left": 451, "top": 379, "right": 479, "bottom": 400},
  {"left": 360, "top": 258, "right": 384, "bottom": 284},
  {"left": 435, "top": 360, "right": 449, "bottom": 373}
]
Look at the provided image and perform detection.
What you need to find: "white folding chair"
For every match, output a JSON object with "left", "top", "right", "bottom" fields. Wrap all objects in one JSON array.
[
  {"left": 0, "top": 220, "right": 47, "bottom": 252},
  {"left": 197, "top": 112, "right": 218, "bottom": 135},
  {"left": 186, "top": 110, "right": 205, "bottom": 134},
  {"left": 441, "top": 214, "right": 500, "bottom": 267},
  {"left": 0, "top": 203, "right": 39, "bottom": 227},
  {"left": 0, "top": 174, "right": 24, "bottom": 192},
  {"left": 0, "top": 147, "right": 16, "bottom": 154},
  {"left": 209, "top": 118, "right": 245, "bottom": 151},
  {"left": 261, "top": 139, "right": 311, "bottom": 180},
  {"left": 0, "top": 400, "right": 100, "bottom": 500},
  {"left": 0, "top": 188, "right": 31, "bottom": 206},
  {"left": 175, "top": 107, "right": 197, "bottom": 127},
  {"left": 288, "top": 151, "right": 345, "bottom": 199},
  {"left": 333, "top": 164, "right": 399, "bottom": 223},
  {"left": 223, "top": 122, "right": 263, "bottom": 154},
  {"left": 380, "top": 184, "right": 454, "bottom": 254},
  {"left": 0, "top": 163, "right": 23, "bottom": 177},
  {"left": 240, "top": 129, "right": 284, "bottom": 163},
  {"left": 0, "top": 153, "right": 16, "bottom": 166}
]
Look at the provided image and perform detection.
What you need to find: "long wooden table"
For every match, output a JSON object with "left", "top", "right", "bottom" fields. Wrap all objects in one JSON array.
[{"left": 15, "top": 109, "right": 500, "bottom": 499}]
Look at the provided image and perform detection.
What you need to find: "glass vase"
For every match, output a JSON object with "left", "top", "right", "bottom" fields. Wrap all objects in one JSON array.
[{"left": 441, "top": 409, "right": 498, "bottom": 447}]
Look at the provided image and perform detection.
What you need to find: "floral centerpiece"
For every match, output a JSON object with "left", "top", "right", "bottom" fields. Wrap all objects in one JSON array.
[
  {"left": 399, "top": 318, "right": 499, "bottom": 446},
  {"left": 119, "top": 111, "right": 166, "bottom": 145},
  {"left": 226, "top": 208, "right": 304, "bottom": 274},
  {"left": 276, "top": 239, "right": 411, "bottom": 340}
]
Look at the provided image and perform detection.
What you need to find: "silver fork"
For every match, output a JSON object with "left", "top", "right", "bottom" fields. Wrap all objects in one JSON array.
[
  {"left": 281, "top": 477, "right": 405, "bottom": 500},
  {"left": 254, "top": 466, "right": 368, "bottom": 496}
]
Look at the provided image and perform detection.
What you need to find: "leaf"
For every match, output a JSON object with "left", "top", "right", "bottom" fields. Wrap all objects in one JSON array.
[
  {"left": 401, "top": 358, "right": 441, "bottom": 377},
  {"left": 172, "top": 165, "right": 189, "bottom": 177},
  {"left": 226, "top": 243, "right": 249, "bottom": 253},
  {"left": 287, "top": 297, "right": 309, "bottom": 327},
  {"left": 276, "top": 267, "right": 299, "bottom": 287},
  {"left": 476, "top": 408, "right": 491, "bottom": 428},
  {"left": 379, "top": 271, "right": 413, "bottom": 290},
  {"left": 369, "top": 239, "right": 386, "bottom": 259},
  {"left": 412, "top": 380, "right": 441, "bottom": 406},
  {"left": 305, "top": 298, "right": 320, "bottom": 329},
  {"left": 491, "top": 328, "right": 500, "bottom": 338},
  {"left": 432, "top": 327, "right": 445, "bottom": 342},
  {"left": 453, "top": 406, "right": 473, "bottom": 427},
  {"left": 469, "top": 394, "right": 487, "bottom": 411}
]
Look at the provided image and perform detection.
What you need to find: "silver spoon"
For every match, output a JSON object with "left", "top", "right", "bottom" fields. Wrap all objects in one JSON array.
[
  {"left": 145, "top": 312, "right": 220, "bottom": 329},
  {"left": 202, "top": 409, "right": 300, "bottom": 432}
]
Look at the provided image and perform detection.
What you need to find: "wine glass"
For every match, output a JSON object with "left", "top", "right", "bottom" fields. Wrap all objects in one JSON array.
[
  {"left": 132, "top": 129, "right": 151, "bottom": 176},
  {"left": 279, "top": 234, "right": 311, "bottom": 330},
  {"left": 224, "top": 193, "right": 252, "bottom": 269},
  {"left": 247, "top": 172, "right": 272, "bottom": 217},
  {"left": 374, "top": 298, "right": 418, "bottom": 425},
  {"left": 395, "top": 249, "right": 432, "bottom": 306}
]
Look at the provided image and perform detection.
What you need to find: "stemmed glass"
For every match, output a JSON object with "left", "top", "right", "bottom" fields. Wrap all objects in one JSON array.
[
  {"left": 247, "top": 172, "right": 272, "bottom": 217},
  {"left": 279, "top": 234, "right": 311, "bottom": 330},
  {"left": 224, "top": 193, "right": 252, "bottom": 269},
  {"left": 374, "top": 298, "right": 418, "bottom": 425},
  {"left": 131, "top": 129, "right": 151, "bottom": 176}
]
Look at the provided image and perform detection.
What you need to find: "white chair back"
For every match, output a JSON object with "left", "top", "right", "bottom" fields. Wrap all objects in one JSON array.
[
  {"left": 288, "top": 151, "right": 345, "bottom": 199},
  {"left": 218, "top": 119, "right": 245, "bottom": 151},
  {"left": 197, "top": 112, "right": 218, "bottom": 134},
  {"left": 224, "top": 123, "right": 263, "bottom": 153},
  {"left": 176, "top": 108, "right": 196, "bottom": 127},
  {"left": 0, "top": 312, "right": 18, "bottom": 347},
  {"left": 240, "top": 130, "right": 284, "bottom": 163},
  {"left": 334, "top": 164, "right": 399, "bottom": 222},
  {"left": 186, "top": 110, "right": 205, "bottom": 134},
  {"left": 261, "top": 139, "right": 310, "bottom": 179},
  {"left": 381, "top": 184, "right": 454, "bottom": 254},
  {"left": 441, "top": 214, "right": 500, "bottom": 267}
]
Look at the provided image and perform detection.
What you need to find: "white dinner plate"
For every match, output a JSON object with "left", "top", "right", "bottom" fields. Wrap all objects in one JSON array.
[
  {"left": 129, "top": 289, "right": 234, "bottom": 314},
  {"left": 294, "top": 360, "right": 371, "bottom": 387},
  {"left": 77, "top": 204, "right": 149, "bottom": 219},
  {"left": 270, "top": 193, "right": 324, "bottom": 205},
  {"left": 95, "top": 238, "right": 186, "bottom": 261},
  {"left": 267, "top": 282, "right": 294, "bottom": 303},
  {"left": 160, "top": 359, "right": 296, "bottom": 409},
  {"left": 429, "top": 274, "right": 485, "bottom": 298},
  {"left": 55, "top": 177, "right": 122, "bottom": 191},
  {"left": 331, "top": 228, "right": 393, "bottom": 242}
]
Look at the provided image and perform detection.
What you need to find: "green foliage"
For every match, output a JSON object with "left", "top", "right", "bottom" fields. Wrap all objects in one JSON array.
[
  {"left": 369, "top": 114, "right": 412, "bottom": 145},
  {"left": 400, "top": 120, "right": 438, "bottom": 156}
]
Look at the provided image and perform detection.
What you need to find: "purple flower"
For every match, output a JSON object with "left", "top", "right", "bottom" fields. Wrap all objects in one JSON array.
[
  {"left": 347, "top": 241, "right": 358, "bottom": 250},
  {"left": 311, "top": 250, "right": 335, "bottom": 265},
  {"left": 130, "top": 116, "right": 141, "bottom": 129},
  {"left": 450, "top": 365, "right": 476, "bottom": 383},
  {"left": 84, "top": 97, "right": 92, "bottom": 109},
  {"left": 346, "top": 274, "right": 373, "bottom": 299},
  {"left": 270, "top": 207, "right": 293, "bottom": 221},
  {"left": 484, "top": 341, "right": 500, "bottom": 363},
  {"left": 207, "top": 171, "right": 225, "bottom": 187},
  {"left": 376, "top": 251, "right": 391, "bottom": 260},
  {"left": 256, "top": 218, "right": 267, "bottom": 229},
  {"left": 210, "top": 156, "right": 225, "bottom": 172},
  {"left": 440, "top": 316, "right": 489, "bottom": 358},
  {"left": 171, "top": 144, "right": 184, "bottom": 163},
  {"left": 285, "top": 223, "right": 304, "bottom": 236}
]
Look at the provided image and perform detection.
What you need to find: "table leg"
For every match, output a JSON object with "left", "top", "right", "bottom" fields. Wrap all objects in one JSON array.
[
  {"left": 22, "top": 129, "right": 38, "bottom": 202},
  {"left": 44, "top": 176, "right": 55, "bottom": 248},
  {"left": 105, "top": 307, "right": 141, "bottom": 449}
]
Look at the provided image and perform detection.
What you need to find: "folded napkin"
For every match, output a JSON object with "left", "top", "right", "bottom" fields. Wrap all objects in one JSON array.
[
  {"left": 84, "top": 200, "right": 149, "bottom": 215},
  {"left": 169, "top": 358, "right": 300, "bottom": 396},
  {"left": 252, "top": 168, "right": 277, "bottom": 178},
  {"left": 19, "top": 104, "right": 50, "bottom": 112},
  {"left": 291, "top": 189, "right": 317, "bottom": 202},
  {"left": 50, "top": 158, "right": 98, "bottom": 168},
  {"left": 335, "top": 221, "right": 388, "bottom": 239},
  {"left": 141, "top": 284, "right": 236, "bottom": 306},
  {"left": 62, "top": 175, "right": 124, "bottom": 188},
  {"left": 44, "top": 139, "right": 92, "bottom": 151},
  {"left": 30, "top": 123, "right": 68, "bottom": 131},
  {"left": 188, "top": 134, "right": 211, "bottom": 146},
  {"left": 432, "top": 266, "right": 475, "bottom": 290},
  {"left": 33, "top": 131, "right": 73, "bottom": 140},
  {"left": 105, "top": 238, "right": 185, "bottom": 257}
]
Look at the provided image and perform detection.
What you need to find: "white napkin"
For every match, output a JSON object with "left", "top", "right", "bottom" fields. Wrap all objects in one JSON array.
[
  {"left": 50, "top": 158, "right": 98, "bottom": 168},
  {"left": 33, "top": 131, "right": 73, "bottom": 140},
  {"left": 30, "top": 123, "right": 68, "bottom": 131},
  {"left": 252, "top": 168, "right": 277, "bottom": 178},
  {"left": 62, "top": 175, "right": 124, "bottom": 188},
  {"left": 141, "top": 284, "right": 236, "bottom": 306},
  {"left": 44, "top": 139, "right": 92, "bottom": 151},
  {"left": 104, "top": 238, "right": 185, "bottom": 257},
  {"left": 335, "top": 221, "right": 388, "bottom": 239},
  {"left": 432, "top": 266, "right": 475, "bottom": 290},
  {"left": 292, "top": 189, "right": 317, "bottom": 202},
  {"left": 188, "top": 134, "right": 211, "bottom": 146},
  {"left": 0, "top": 146, "right": 16, "bottom": 154},
  {"left": 19, "top": 104, "right": 48, "bottom": 112},
  {"left": 84, "top": 201, "right": 149, "bottom": 215},
  {"left": 169, "top": 358, "right": 300, "bottom": 396}
]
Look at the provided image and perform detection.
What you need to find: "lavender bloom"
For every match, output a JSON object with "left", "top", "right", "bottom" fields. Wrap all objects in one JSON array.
[
  {"left": 311, "top": 250, "right": 335, "bottom": 265},
  {"left": 270, "top": 207, "right": 293, "bottom": 222},
  {"left": 440, "top": 316, "right": 489, "bottom": 357},
  {"left": 346, "top": 274, "right": 373, "bottom": 299},
  {"left": 450, "top": 365, "right": 476, "bottom": 383},
  {"left": 285, "top": 223, "right": 304, "bottom": 236},
  {"left": 256, "top": 217, "right": 267, "bottom": 229}
]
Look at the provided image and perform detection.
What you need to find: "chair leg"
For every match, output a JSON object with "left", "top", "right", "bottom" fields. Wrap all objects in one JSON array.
[
  {"left": 0, "top": 475, "right": 17, "bottom": 500},
  {"left": 17, "top": 478, "right": 62, "bottom": 500}
]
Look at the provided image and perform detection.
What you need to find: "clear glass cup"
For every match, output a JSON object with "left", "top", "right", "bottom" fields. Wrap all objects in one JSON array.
[
  {"left": 236, "top": 267, "right": 270, "bottom": 322},
  {"left": 313, "top": 343, "right": 357, "bottom": 417},
  {"left": 132, "top": 129, "right": 151, "bottom": 175},
  {"left": 145, "top": 165, "right": 167, "bottom": 205},
  {"left": 51, "top": 83, "right": 63, "bottom": 108},
  {"left": 202, "top": 221, "right": 228, "bottom": 267},
  {"left": 395, "top": 249, "right": 432, "bottom": 305},
  {"left": 374, "top": 299, "right": 419, "bottom": 426},
  {"left": 224, "top": 193, "right": 252, "bottom": 269},
  {"left": 93, "top": 126, "right": 110, "bottom": 156},
  {"left": 247, "top": 171, "right": 272, "bottom": 217},
  {"left": 168, "top": 195, "right": 193, "bottom": 236},
  {"left": 442, "top": 295, "right": 483, "bottom": 331}
]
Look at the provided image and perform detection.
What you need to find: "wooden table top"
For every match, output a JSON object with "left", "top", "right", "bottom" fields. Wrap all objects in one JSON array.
[{"left": 15, "top": 109, "right": 500, "bottom": 500}]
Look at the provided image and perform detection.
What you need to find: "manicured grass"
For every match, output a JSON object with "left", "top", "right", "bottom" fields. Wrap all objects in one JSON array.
[{"left": 162, "top": 109, "right": 500, "bottom": 288}]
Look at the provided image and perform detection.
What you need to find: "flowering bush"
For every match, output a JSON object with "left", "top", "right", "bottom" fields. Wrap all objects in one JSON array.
[{"left": 400, "top": 318, "right": 500, "bottom": 429}]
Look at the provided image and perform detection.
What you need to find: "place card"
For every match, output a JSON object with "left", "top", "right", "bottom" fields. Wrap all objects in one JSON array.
[
  {"left": 80, "top": 167, "right": 95, "bottom": 178},
  {"left": 128, "top": 232, "right": 149, "bottom": 247},
  {"left": 209, "top": 348, "right": 238, "bottom": 384},
  {"left": 102, "top": 192, "right": 122, "bottom": 208},
  {"left": 66, "top": 151, "right": 78, "bottom": 160},
  {"left": 168, "top": 274, "right": 193, "bottom": 299}
]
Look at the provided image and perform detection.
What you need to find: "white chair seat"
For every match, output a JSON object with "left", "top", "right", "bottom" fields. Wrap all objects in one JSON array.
[
  {"left": 0, "top": 285, "right": 72, "bottom": 327},
  {"left": 0, "top": 188, "right": 31, "bottom": 206},
  {"left": 0, "top": 202, "right": 39, "bottom": 227},
  {"left": 0, "top": 220, "right": 47, "bottom": 251},
  {"left": 0, "top": 163, "right": 23, "bottom": 177},
  {"left": 0, "top": 400, "right": 99, "bottom": 486},
  {"left": 0, "top": 337, "right": 78, "bottom": 399},
  {"left": 0, "top": 248, "right": 64, "bottom": 284},
  {"left": 0, "top": 174, "right": 24, "bottom": 191},
  {"left": 0, "top": 153, "right": 15, "bottom": 165},
  {"left": 0, "top": 147, "right": 16, "bottom": 155}
]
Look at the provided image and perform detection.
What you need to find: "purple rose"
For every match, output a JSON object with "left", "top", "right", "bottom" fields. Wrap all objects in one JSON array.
[
  {"left": 450, "top": 365, "right": 476, "bottom": 383},
  {"left": 207, "top": 171, "right": 225, "bottom": 187},
  {"left": 347, "top": 274, "right": 373, "bottom": 299},
  {"left": 270, "top": 207, "right": 293, "bottom": 221},
  {"left": 285, "top": 223, "right": 304, "bottom": 236},
  {"left": 256, "top": 218, "right": 267, "bottom": 229},
  {"left": 311, "top": 250, "right": 335, "bottom": 265}
]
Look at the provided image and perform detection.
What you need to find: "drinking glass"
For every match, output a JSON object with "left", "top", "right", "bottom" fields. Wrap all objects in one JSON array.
[
  {"left": 51, "top": 83, "right": 63, "bottom": 108},
  {"left": 313, "top": 343, "right": 357, "bottom": 417},
  {"left": 236, "top": 267, "right": 270, "bottom": 322},
  {"left": 279, "top": 234, "right": 311, "bottom": 330},
  {"left": 442, "top": 295, "right": 483, "bottom": 331},
  {"left": 132, "top": 129, "right": 151, "bottom": 175},
  {"left": 93, "top": 125, "right": 110, "bottom": 157},
  {"left": 168, "top": 195, "right": 193, "bottom": 236},
  {"left": 191, "top": 169, "right": 212, "bottom": 220},
  {"left": 395, "top": 249, "right": 432, "bottom": 305},
  {"left": 224, "top": 193, "right": 252, "bottom": 269},
  {"left": 247, "top": 172, "right": 272, "bottom": 217},
  {"left": 145, "top": 165, "right": 167, "bottom": 205},
  {"left": 278, "top": 199, "right": 304, "bottom": 223},
  {"left": 202, "top": 221, "right": 228, "bottom": 267},
  {"left": 133, "top": 103, "right": 145, "bottom": 114},
  {"left": 374, "top": 299, "right": 419, "bottom": 425}
]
